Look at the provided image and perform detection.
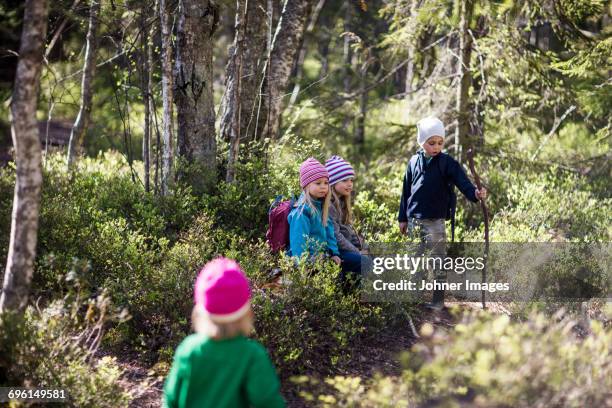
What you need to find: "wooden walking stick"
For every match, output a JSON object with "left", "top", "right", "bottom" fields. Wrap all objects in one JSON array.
[{"left": 467, "top": 148, "right": 489, "bottom": 309}]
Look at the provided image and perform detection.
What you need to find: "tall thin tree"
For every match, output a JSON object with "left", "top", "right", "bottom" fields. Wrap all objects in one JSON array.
[
  {"left": 159, "top": 0, "right": 175, "bottom": 195},
  {"left": 1, "top": 0, "right": 49, "bottom": 313},
  {"left": 454, "top": 0, "right": 474, "bottom": 162},
  {"left": 220, "top": 0, "right": 267, "bottom": 182},
  {"left": 140, "top": 4, "right": 152, "bottom": 192},
  {"left": 341, "top": 0, "right": 352, "bottom": 132},
  {"left": 404, "top": 0, "right": 418, "bottom": 94},
  {"left": 66, "top": 0, "right": 101, "bottom": 167},
  {"left": 354, "top": 61, "right": 367, "bottom": 153},
  {"left": 175, "top": 0, "right": 219, "bottom": 190},
  {"left": 257, "top": 0, "right": 314, "bottom": 141},
  {"left": 288, "top": 0, "right": 326, "bottom": 107},
  {"left": 223, "top": 0, "right": 247, "bottom": 183}
]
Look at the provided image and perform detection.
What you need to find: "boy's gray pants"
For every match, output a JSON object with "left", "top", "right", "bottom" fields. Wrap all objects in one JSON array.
[{"left": 408, "top": 218, "right": 447, "bottom": 284}]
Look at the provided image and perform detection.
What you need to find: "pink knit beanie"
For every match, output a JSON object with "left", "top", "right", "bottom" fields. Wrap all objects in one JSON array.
[
  {"left": 299, "top": 158, "right": 329, "bottom": 189},
  {"left": 194, "top": 258, "right": 251, "bottom": 323}
]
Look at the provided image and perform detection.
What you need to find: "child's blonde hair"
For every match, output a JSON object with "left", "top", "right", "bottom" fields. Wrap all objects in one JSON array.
[
  {"left": 299, "top": 185, "right": 331, "bottom": 226},
  {"left": 191, "top": 305, "right": 254, "bottom": 340},
  {"left": 331, "top": 187, "right": 353, "bottom": 225}
]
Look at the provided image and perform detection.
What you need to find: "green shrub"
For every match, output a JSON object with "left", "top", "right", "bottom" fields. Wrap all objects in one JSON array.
[
  {"left": 302, "top": 310, "right": 612, "bottom": 407},
  {"left": 0, "top": 264, "right": 131, "bottom": 407},
  {"left": 353, "top": 190, "right": 404, "bottom": 242},
  {"left": 204, "top": 145, "right": 301, "bottom": 240},
  {"left": 251, "top": 254, "right": 406, "bottom": 374},
  {"left": 463, "top": 163, "right": 611, "bottom": 242}
]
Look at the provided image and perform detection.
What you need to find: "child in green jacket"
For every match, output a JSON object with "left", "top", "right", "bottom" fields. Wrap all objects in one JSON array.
[{"left": 163, "top": 258, "right": 285, "bottom": 408}]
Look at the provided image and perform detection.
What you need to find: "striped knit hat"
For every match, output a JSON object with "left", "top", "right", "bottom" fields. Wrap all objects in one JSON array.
[
  {"left": 299, "top": 158, "right": 329, "bottom": 189},
  {"left": 325, "top": 156, "right": 355, "bottom": 185}
]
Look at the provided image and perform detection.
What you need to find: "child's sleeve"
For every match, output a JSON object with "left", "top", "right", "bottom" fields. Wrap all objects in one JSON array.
[
  {"left": 289, "top": 208, "right": 311, "bottom": 258},
  {"left": 162, "top": 346, "right": 189, "bottom": 408},
  {"left": 245, "top": 345, "right": 286, "bottom": 408},
  {"left": 398, "top": 162, "right": 412, "bottom": 222},
  {"left": 330, "top": 205, "right": 360, "bottom": 253},
  {"left": 325, "top": 217, "right": 340, "bottom": 256},
  {"left": 448, "top": 158, "right": 478, "bottom": 202}
]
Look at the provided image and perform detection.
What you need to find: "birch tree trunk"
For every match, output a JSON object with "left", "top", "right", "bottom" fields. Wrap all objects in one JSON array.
[
  {"left": 175, "top": 0, "right": 219, "bottom": 191},
  {"left": 454, "top": 0, "right": 474, "bottom": 162},
  {"left": 141, "top": 8, "right": 152, "bottom": 192},
  {"left": 258, "top": 0, "right": 314, "bottom": 141},
  {"left": 223, "top": 2, "right": 246, "bottom": 184},
  {"left": 354, "top": 65, "right": 367, "bottom": 153},
  {"left": 341, "top": 0, "right": 352, "bottom": 132},
  {"left": 66, "top": 0, "right": 101, "bottom": 168},
  {"left": 220, "top": 0, "right": 267, "bottom": 182},
  {"left": 288, "top": 0, "right": 325, "bottom": 107},
  {"left": 1, "top": 0, "right": 49, "bottom": 313},
  {"left": 318, "top": 38, "right": 330, "bottom": 79},
  {"left": 342, "top": 0, "right": 352, "bottom": 95},
  {"left": 404, "top": 0, "right": 418, "bottom": 95},
  {"left": 159, "top": 0, "right": 174, "bottom": 195}
]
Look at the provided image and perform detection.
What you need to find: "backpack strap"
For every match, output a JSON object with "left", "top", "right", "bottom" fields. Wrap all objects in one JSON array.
[
  {"left": 409, "top": 154, "right": 421, "bottom": 185},
  {"left": 269, "top": 195, "right": 283, "bottom": 214}
]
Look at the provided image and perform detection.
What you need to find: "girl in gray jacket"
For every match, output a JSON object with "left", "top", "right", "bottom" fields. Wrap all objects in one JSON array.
[{"left": 325, "top": 156, "right": 370, "bottom": 287}]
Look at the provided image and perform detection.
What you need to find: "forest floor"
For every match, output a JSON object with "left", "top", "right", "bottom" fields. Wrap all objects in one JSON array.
[{"left": 118, "top": 300, "right": 506, "bottom": 408}]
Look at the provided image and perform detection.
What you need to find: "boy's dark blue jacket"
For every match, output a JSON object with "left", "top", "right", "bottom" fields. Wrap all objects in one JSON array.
[{"left": 398, "top": 151, "right": 478, "bottom": 222}]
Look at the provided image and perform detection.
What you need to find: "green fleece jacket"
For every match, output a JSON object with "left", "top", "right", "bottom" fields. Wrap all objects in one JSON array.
[{"left": 163, "top": 334, "right": 285, "bottom": 408}]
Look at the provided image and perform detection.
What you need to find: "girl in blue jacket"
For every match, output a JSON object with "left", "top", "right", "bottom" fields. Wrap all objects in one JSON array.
[{"left": 288, "top": 158, "right": 341, "bottom": 265}]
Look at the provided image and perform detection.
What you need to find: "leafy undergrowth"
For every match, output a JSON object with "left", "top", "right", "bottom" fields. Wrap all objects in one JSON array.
[{"left": 294, "top": 305, "right": 612, "bottom": 408}]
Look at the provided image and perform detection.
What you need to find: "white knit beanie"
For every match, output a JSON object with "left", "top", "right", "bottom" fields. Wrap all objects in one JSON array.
[{"left": 417, "top": 116, "right": 445, "bottom": 146}]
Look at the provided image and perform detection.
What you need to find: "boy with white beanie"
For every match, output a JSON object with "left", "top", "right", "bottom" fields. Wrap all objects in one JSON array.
[{"left": 398, "top": 116, "right": 487, "bottom": 309}]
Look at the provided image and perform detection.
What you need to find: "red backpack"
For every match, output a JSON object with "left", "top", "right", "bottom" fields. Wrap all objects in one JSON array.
[{"left": 266, "top": 195, "right": 296, "bottom": 253}]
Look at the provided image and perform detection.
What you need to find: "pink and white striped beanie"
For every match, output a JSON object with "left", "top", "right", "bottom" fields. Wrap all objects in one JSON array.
[
  {"left": 299, "top": 158, "right": 329, "bottom": 189},
  {"left": 194, "top": 257, "right": 251, "bottom": 323},
  {"left": 325, "top": 155, "right": 355, "bottom": 185}
]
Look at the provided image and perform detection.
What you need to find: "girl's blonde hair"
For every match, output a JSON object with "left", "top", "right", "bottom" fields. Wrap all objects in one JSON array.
[
  {"left": 331, "top": 186, "right": 353, "bottom": 225},
  {"left": 191, "top": 305, "right": 254, "bottom": 340},
  {"left": 299, "top": 185, "right": 331, "bottom": 226}
]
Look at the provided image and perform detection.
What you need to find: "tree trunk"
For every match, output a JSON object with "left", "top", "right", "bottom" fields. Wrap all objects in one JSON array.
[
  {"left": 66, "top": 0, "right": 101, "bottom": 168},
  {"left": 318, "top": 37, "right": 330, "bottom": 79},
  {"left": 1, "top": 0, "right": 49, "bottom": 313},
  {"left": 258, "top": 0, "right": 314, "bottom": 141},
  {"left": 454, "top": 0, "right": 473, "bottom": 162},
  {"left": 404, "top": 0, "right": 418, "bottom": 95},
  {"left": 342, "top": 0, "right": 352, "bottom": 95},
  {"left": 354, "top": 65, "right": 367, "bottom": 154},
  {"left": 223, "top": 0, "right": 247, "bottom": 183},
  {"left": 220, "top": 0, "right": 267, "bottom": 182},
  {"left": 45, "top": 0, "right": 82, "bottom": 60},
  {"left": 287, "top": 43, "right": 307, "bottom": 107},
  {"left": 342, "top": 0, "right": 352, "bottom": 132},
  {"left": 288, "top": 0, "right": 325, "bottom": 107},
  {"left": 405, "top": 47, "right": 415, "bottom": 94},
  {"left": 141, "top": 8, "right": 152, "bottom": 193},
  {"left": 175, "top": 0, "right": 219, "bottom": 191},
  {"left": 159, "top": 0, "right": 174, "bottom": 195}
]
